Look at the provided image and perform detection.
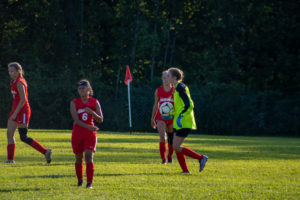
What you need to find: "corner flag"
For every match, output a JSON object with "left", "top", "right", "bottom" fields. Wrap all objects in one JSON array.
[
  {"left": 124, "top": 65, "right": 133, "bottom": 85},
  {"left": 124, "top": 65, "right": 132, "bottom": 132}
]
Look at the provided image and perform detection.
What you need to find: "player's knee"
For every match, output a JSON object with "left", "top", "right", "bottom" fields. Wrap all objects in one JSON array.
[
  {"left": 85, "top": 156, "right": 93, "bottom": 163},
  {"left": 173, "top": 144, "right": 181, "bottom": 152},
  {"left": 167, "top": 132, "right": 174, "bottom": 145},
  {"left": 18, "top": 128, "right": 33, "bottom": 145},
  {"left": 85, "top": 152, "right": 93, "bottom": 163}
]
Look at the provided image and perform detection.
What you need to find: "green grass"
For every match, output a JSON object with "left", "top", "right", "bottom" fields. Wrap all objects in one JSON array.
[{"left": 0, "top": 129, "right": 299, "bottom": 200}]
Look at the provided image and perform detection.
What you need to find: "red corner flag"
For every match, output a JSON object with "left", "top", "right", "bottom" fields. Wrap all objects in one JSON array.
[{"left": 124, "top": 65, "right": 133, "bottom": 85}]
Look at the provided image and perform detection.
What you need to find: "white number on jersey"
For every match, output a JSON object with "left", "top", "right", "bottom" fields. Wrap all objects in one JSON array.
[{"left": 82, "top": 113, "right": 88, "bottom": 121}]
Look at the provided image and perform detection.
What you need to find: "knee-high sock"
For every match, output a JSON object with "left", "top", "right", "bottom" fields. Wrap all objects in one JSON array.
[
  {"left": 86, "top": 162, "right": 94, "bottom": 184},
  {"left": 7, "top": 144, "right": 15, "bottom": 160},
  {"left": 168, "top": 144, "right": 174, "bottom": 159},
  {"left": 159, "top": 142, "right": 166, "bottom": 161},
  {"left": 181, "top": 147, "right": 203, "bottom": 160},
  {"left": 176, "top": 152, "right": 189, "bottom": 172},
  {"left": 75, "top": 163, "right": 83, "bottom": 181},
  {"left": 30, "top": 140, "right": 47, "bottom": 154}
]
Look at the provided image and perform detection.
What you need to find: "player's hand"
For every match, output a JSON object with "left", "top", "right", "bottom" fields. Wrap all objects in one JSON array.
[
  {"left": 84, "top": 107, "right": 94, "bottom": 114},
  {"left": 9, "top": 113, "right": 17, "bottom": 121},
  {"left": 151, "top": 119, "right": 157, "bottom": 129},
  {"left": 176, "top": 116, "right": 183, "bottom": 128},
  {"left": 88, "top": 125, "right": 99, "bottom": 131}
]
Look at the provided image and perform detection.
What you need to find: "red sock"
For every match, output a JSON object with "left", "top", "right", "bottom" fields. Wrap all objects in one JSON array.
[
  {"left": 176, "top": 152, "right": 189, "bottom": 172},
  {"left": 86, "top": 162, "right": 94, "bottom": 184},
  {"left": 159, "top": 142, "right": 166, "bottom": 161},
  {"left": 30, "top": 140, "right": 47, "bottom": 154},
  {"left": 75, "top": 163, "right": 83, "bottom": 180},
  {"left": 168, "top": 144, "right": 174, "bottom": 159},
  {"left": 7, "top": 144, "right": 16, "bottom": 160},
  {"left": 181, "top": 147, "right": 203, "bottom": 160}
]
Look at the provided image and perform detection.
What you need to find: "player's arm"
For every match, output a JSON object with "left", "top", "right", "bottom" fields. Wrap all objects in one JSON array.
[
  {"left": 70, "top": 101, "right": 98, "bottom": 131},
  {"left": 9, "top": 82, "right": 26, "bottom": 120},
  {"left": 151, "top": 89, "right": 159, "bottom": 129},
  {"left": 176, "top": 83, "right": 194, "bottom": 117},
  {"left": 85, "top": 101, "right": 103, "bottom": 124}
]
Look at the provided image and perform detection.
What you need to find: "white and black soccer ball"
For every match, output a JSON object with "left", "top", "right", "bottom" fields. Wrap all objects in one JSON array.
[{"left": 159, "top": 102, "right": 174, "bottom": 120}]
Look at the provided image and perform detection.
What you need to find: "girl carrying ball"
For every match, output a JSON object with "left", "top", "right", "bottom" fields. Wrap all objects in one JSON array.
[{"left": 151, "top": 71, "right": 175, "bottom": 164}]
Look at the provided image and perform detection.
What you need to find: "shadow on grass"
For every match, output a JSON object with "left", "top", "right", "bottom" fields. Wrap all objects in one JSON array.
[
  {"left": 0, "top": 188, "right": 41, "bottom": 193},
  {"left": 96, "top": 172, "right": 178, "bottom": 177},
  {"left": 23, "top": 174, "right": 73, "bottom": 179}
]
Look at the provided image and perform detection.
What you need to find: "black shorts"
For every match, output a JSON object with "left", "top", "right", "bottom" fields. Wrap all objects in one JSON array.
[{"left": 174, "top": 128, "right": 191, "bottom": 138}]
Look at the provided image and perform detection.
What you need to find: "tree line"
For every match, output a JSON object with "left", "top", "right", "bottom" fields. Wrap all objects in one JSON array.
[{"left": 0, "top": 0, "right": 299, "bottom": 136}]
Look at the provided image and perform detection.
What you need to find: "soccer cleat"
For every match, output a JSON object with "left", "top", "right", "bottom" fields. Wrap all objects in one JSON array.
[
  {"left": 77, "top": 180, "right": 83, "bottom": 187},
  {"left": 5, "top": 160, "right": 15, "bottom": 163},
  {"left": 199, "top": 155, "right": 208, "bottom": 172},
  {"left": 168, "top": 157, "right": 173, "bottom": 163},
  {"left": 162, "top": 159, "right": 166, "bottom": 165},
  {"left": 45, "top": 149, "right": 52, "bottom": 163},
  {"left": 86, "top": 183, "right": 93, "bottom": 189},
  {"left": 182, "top": 171, "right": 191, "bottom": 174}
]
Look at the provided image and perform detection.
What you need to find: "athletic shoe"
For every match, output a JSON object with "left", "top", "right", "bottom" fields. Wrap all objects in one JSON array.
[
  {"left": 78, "top": 180, "right": 83, "bottom": 187},
  {"left": 45, "top": 149, "right": 52, "bottom": 163},
  {"left": 5, "top": 160, "right": 15, "bottom": 163},
  {"left": 199, "top": 155, "right": 208, "bottom": 172},
  {"left": 168, "top": 157, "right": 173, "bottom": 163},
  {"left": 86, "top": 183, "right": 93, "bottom": 189},
  {"left": 182, "top": 171, "right": 191, "bottom": 174},
  {"left": 162, "top": 159, "right": 166, "bottom": 165}
]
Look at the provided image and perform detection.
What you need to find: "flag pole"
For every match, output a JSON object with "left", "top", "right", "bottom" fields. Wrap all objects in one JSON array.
[{"left": 128, "top": 79, "right": 132, "bottom": 134}]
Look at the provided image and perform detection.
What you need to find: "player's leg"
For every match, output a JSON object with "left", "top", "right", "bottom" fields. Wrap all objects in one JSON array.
[
  {"left": 85, "top": 150, "right": 94, "bottom": 189},
  {"left": 173, "top": 133, "right": 189, "bottom": 173},
  {"left": 157, "top": 120, "right": 167, "bottom": 164},
  {"left": 84, "top": 132, "right": 97, "bottom": 189},
  {"left": 166, "top": 123, "right": 174, "bottom": 163},
  {"left": 6, "top": 120, "right": 17, "bottom": 163},
  {"left": 72, "top": 131, "right": 84, "bottom": 187},
  {"left": 75, "top": 153, "right": 84, "bottom": 186},
  {"left": 174, "top": 129, "right": 208, "bottom": 172},
  {"left": 17, "top": 112, "right": 51, "bottom": 163}
]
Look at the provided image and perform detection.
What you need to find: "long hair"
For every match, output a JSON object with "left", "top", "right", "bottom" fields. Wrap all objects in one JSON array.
[
  {"left": 8, "top": 62, "right": 24, "bottom": 77},
  {"left": 78, "top": 79, "right": 94, "bottom": 97}
]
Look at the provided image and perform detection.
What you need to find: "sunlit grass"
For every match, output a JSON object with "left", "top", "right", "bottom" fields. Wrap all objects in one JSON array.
[{"left": 0, "top": 129, "right": 299, "bottom": 199}]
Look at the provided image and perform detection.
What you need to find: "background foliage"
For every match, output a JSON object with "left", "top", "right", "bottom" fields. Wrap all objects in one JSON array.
[{"left": 0, "top": 0, "right": 299, "bottom": 136}]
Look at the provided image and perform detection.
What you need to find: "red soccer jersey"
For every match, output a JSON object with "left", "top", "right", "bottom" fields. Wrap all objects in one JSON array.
[
  {"left": 72, "top": 97, "right": 98, "bottom": 127},
  {"left": 156, "top": 86, "right": 174, "bottom": 121},
  {"left": 10, "top": 76, "right": 30, "bottom": 112}
]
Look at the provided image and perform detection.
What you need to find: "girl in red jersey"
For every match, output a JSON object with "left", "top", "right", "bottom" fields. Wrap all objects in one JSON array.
[
  {"left": 6, "top": 62, "right": 52, "bottom": 163},
  {"left": 151, "top": 71, "right": 175, "bottom": 164},
  {"left": 70, "top": 79, "right": 103, "bottom": 189}
]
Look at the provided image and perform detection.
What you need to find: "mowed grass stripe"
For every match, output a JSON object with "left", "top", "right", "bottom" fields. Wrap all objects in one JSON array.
[{"left": 0, "top": 129, "right": 299, "bottom": 200}]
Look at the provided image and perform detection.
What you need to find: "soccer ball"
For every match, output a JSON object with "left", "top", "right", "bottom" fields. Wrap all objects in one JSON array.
[{"left": 159, "top": 102, "right": 174, "bottom": 120}]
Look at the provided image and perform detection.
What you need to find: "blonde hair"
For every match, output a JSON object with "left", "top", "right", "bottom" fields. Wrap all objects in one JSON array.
[
  {"left": 78, "top": 79, "right": 94, "bottom": 96},
  {"left": 8, "top": 62, "right": 24, "bottom": 77},
  {"left": 168, "top": 67, "right": 184, "bottom": 81}
]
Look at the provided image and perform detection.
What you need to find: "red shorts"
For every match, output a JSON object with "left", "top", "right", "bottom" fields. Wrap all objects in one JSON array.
[
  {"left": 71, "top": 125, "right": 97, "bottom": 154},
  {"left": 9, "top": 107, "right": 31, "bottom": 124},
  {"left": 155, "top": 118, "right": 173, "bottom": 127}
]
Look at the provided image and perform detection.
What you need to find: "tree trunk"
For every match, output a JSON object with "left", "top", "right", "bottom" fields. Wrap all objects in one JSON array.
[
  {"left": 150, "top": 0, "right": 159, "bottom": 82},
  {"left": 79, "top": 0, "right": 84, "bottom": 71},
  {"left": 130, "top": 0, "right": 140, "bottom": 70},
  {"left": 115, "top": 57, "right": 122, "bottom": 100},
  {"left": 169, "top": 30, "right": 176, "bottom": 65},
  {"left": 163, "top": 27, "right": 170, "bottom": 70}
]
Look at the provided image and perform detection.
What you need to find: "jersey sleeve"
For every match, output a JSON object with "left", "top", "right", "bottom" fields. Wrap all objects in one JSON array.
[{"left": 176, "top": 83, "right": 194, "bottom": 118}]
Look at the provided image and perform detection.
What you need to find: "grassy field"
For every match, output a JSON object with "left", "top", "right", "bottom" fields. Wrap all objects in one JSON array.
[{"left": 0, "top": 129, "right": 299, "bottom": 200}]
